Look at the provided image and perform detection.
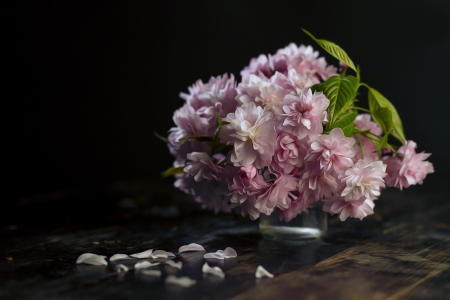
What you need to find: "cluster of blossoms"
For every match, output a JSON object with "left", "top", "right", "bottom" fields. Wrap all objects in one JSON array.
[{"left": 165, "top": 41, "right": 434, "bottom": 222}]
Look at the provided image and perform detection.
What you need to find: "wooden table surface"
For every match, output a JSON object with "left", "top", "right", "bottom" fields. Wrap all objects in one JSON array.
[{"left": 1, "top": 179, "right": 449, "bottom": 299}]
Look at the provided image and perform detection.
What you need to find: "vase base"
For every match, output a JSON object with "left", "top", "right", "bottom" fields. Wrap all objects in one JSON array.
[{"left": 259, "top": 224, "right": 323, "bottom": 244}]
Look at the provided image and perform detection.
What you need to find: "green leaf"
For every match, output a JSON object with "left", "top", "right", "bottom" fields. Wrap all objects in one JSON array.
[
  {"left": 342, "top": 123, "right": 355, "bottom": 137},
  {"left": 161, "top": 166, "right": 185, "bottom": 178},
  {"left": 178, "top": 136, "right": 212, "bottom": 142},
  {"left": 332, "top": 111, "right": 358, "bottom": 129},
  {"left": 368, "top": 87, "right": 406, "bottom": 143},
  {"left": 302, "top": 29, "right": 357, "bottom": 74},
  {"left": 153, "top": 131, "right": 169, "bottom": 143},
  {"left": 316, "top": 75, "right": 359, "bottom": 126},
  {"left": 374, "top": 129, "right": 392, "bottom": 152}
]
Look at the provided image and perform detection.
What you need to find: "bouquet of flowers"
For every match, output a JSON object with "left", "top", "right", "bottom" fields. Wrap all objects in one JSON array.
[{"left": 160, "top": 30, "right": 434, "bottom": 222}]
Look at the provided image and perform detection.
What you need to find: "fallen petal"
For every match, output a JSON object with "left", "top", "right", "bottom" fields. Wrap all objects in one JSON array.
[
  {"left": 202, "top": 262, "right": 225, "bottom": 278},
  {"left": 165, "top": 275, "right": 196, "bottom": 287},
  {"left": 110, "top": 254, "right": 133, "bottom": 261},
  {"left": 217, "top": 247, "right": 237, "bottom": 258},
  {"left": 134, "top": 261, "right": 160, "bottom": 269},
  {"left": 140, "top": 269, "right": 161, "bottom": 276},
  {"left": 178, "top": 243, "right": 205, "bottom": 253},
  {"left": 115, "top": 264, "right": 129, "bottom": 273},
  {"left": 165, "top": 260, "right": 182, "bottom": 269},
  {"left": 130, "top": 249, "right": 153, "bottom": 258},
  {"left": 76, "top": 253, "right": 107, "bottom": 266},
  {"left": 203, "top": 252, "right": 225, "bottom": 260},
  {"left": 255, "top": 265, "right": 274, "bottom": 278},
  {"left": 151, "top": 250, "right": 175, "bottom": 258}
]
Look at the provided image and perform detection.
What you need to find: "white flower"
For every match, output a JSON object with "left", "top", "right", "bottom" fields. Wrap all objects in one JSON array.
[
  {"left": 130, "top": 249, "right": 153, "bottom": 258},
  {"left": 203, "top": 247, "right": 237, "bottom": 260},
  {"left": 76, "top": 253, "right": 107, "bottom": 266},
  {"left": 178, "top": 243, "right": 205, "bottom": 253},
  {"left": 109, "top": 254, "right": 133, "bottom": 261}
]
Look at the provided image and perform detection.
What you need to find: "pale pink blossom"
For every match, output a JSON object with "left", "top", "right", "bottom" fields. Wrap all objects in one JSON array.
[
  {"left": 354, "top": 114, "right": 382, "bottom": 136},
  {"left": 227, "top": 165, "right": 270, "bottom": 205},
  {"left": 323, "top": 196, "right": 375, "bottom": 221},
  {"left": 184, "top": 152, "right": 225, "bottom": 182},
  {"left": 179, "top": 74, "right": 238, "bottom": 118},
  {"left": 174, "top": 174, "right": 230, "bottom": 213},
  {"left": 280, "top": 89, "right": 330, "bottom": 139},
  {"left": 341, "top": 156, "right": 387, "bottom": 201},
  {"left": 354, "top": 135, "right": 379, "bottom": 161},
  {"left": 255, "top": 173, "right": 298, "bottom": 215},
  {"left": 305, "top": 128, "right": 357, "bottom": 175},
  {"left": 219, "top": 102, "right": 277, "bottom": 168},
  {"left": 172, "top": 104, "right": 213, "bottom": 137},
  {"left": 168, "top": 128, "right": 211, "bottom": 164},
  {"left": 298, "top": 162, "right": 339, "bottom": 201},
  {"left": 240, "top": 55, "right": 273, "bottom": 83},
  {"left": 277, "top": 194, "right": 311, "bottom": 222},
  {"left": 231, "top": 195, "right": 261, "bottom": 221},
  {"left": 271, "top": 132, "right": 306, "bottom": 174},
  {"left": 383, "top": 141, "right": 434, "bottom": 190}
]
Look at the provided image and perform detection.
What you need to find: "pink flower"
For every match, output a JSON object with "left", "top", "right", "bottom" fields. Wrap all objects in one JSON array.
[
  {"left": 179, "top": 74, "right": 238, "bottom": 118},
  {"left": 232, "top": 195, "right": 261, "bottom": 220},
  {"left": 174, "top": 174, "right": 231, "bottom": 214},
  {"left": 219, "top": 102, "right": 277, "bottom": 168},
  {"left": 227, "top": 165, "right": 270, "bottom": 205},
  {"left": 341, "top": 156, "right": 387, "bottom": 201},
  {"left": 298, "top": 161, "right": 339, "bottom": 201},
  {"left": 240, "top": 55, "right": 273, "bottom": 83},
  {"left": 271, "top": 132, "right": 306, "bottom": 174},
  {"left": 354, "top": 135, "right": 379, "bottom": 161},
  {"left": 168, "top": 128, "right": 211, "bottom": 164},
  {"left": 277, "top": 194, "right": 311, "bottom": 222},
  {"left": 305, "top": 128, "right": 357, "bottom": 175},
  {"left": 354, "top": 114, "right": 382, "bottom": 136},
  {"left": 184, "top": 152, "right": 225, "bottom": 182},
  {"left": 172, "top": 104, "right": 213, "bottom": 137},
  {"left": 255, "top": 173, "right": 298, "bottom": 215},
  {"left": 383, "top": 141, "right": 434, "bottom": 190},
  {"left": 280, "top": 89, "right": 330, "bottom": 140},
  {"left": 323, "top": 196, "right": 375, "bottom": 221}
]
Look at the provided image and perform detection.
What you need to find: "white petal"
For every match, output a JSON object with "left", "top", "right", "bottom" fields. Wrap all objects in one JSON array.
[
  {"left": 140, "top": 269, "right": 161, "bottom": 277},
  {"left": 203, "top": 252, "right": 225, "bottom": 260},
  {"left": 134, "top": 261, "right": 160, "bottom": 269},
  {"left": 178, "top": 243, "right": 205, "bottom": 253},
  {"left": 217, "top": 247, "right": 237, "bottom": 258},
  {"left": 165, "top": 275, "right": 197, "bottom": 288},
  {"left": 165, "top": 260, "right": 182, "bottom": 269},
  {"left": 202, "top": 262, "right": 225, "bottom": 278},
  {"left": 151, "top": 250, "right": 175, "bottom": 258},
  {"left": 255, "top": 265, "right": 274, "bottom": 278},
  {"left": 110, "top": 254, "right": 133, "bottom": 261},
  {"left": 76, "top": 253, "right": 107, "bottom": 266},
  {"left": 114, "top": 264, "right": 129, "bottom": 273},
  {"left": 130, "top": 249, "right": 153, "bottom": 258}
]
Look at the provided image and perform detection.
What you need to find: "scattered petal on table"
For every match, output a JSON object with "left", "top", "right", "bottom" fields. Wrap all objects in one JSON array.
[
  {"left": 255, "top": 265, "right": 274, "bottom": 278},
  {"left": 151, "top": 250, "right": 175, "bottom": 258},
  {"left": 165, "top": 275, "right": 197, "bottom": 287},
  {"left": 165, "top": 260, "right": 182, "bottom": 269},
  {"left": 140, "top": 269, "right": 162, "bottom": 277},
  {"left": 130, "top": 249, "right": 153, "bottom": 258},
  {"left": 115, "top": 264, "right": 129, "bottom": 273},
  {"left": 134, "top": 261, "right": 160, "bottom": 269},
  {"left": 203, "top": 247, "right": 237, "bottom": 260},
  {"left": 178, "top": 243, "right": 205, "bottom": 253},
  {"left": 202, "top": 262, "right": 225, "bottom": 278},
  {"left": 76, "top": 253, "right": 108, "bottom": 266},
  {"left": 110, "top": 254, "right": 133, "bottom": 261},
  {"left": 217, "top": 247, "right": 237, "bottom": 258}
]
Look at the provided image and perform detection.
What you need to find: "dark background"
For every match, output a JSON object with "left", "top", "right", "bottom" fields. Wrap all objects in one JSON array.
[{"left": 4, "top": 0, "right": 450, "bottom": 203}]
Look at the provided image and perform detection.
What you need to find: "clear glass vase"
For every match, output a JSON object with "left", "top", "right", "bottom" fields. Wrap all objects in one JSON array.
[{"left": 259, "top": 205, "right": 327, "bottom": 243}]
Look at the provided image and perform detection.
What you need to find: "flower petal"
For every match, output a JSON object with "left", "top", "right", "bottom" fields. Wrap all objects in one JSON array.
[
  {"left": 140, "top": 269, "right": 162, "bottom": 277},
  {"left": 134, "top": 261, "right": 160, "bottom": 269},
  {"left": 151, "top": 250, "right": 175, "bottom": 258},
  {"left": 255, "top": 265, "right": 274, "bottom": 278},
  {"left": 109, "top": 254, "right": 133, "bottom": 261},
  {"left": 165, "top": 260, "right": 182, "bottom": 269},
  {"left": 217, "top": 247, "right": 237, "bottom": 258},
  {"left": 114, "top": 264, "right": 129, "bottom": 273},
  {"left": 76, "top": 253, "right": 107, "bottom": 266},
  {"left": 203, "top": 252, "right": 225, "bottom": 260},
  {"left": 178, "top": 243, "right": 205, "bottom": 253},
  {"left": 130, "top": 249, "right": 153, "bottom": 258},
  {"left": 165, "top": 275, "right": 197, "bottom": 288},
  {"left": 202, "top": 262, "right": 225, "bottom": 278}
]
